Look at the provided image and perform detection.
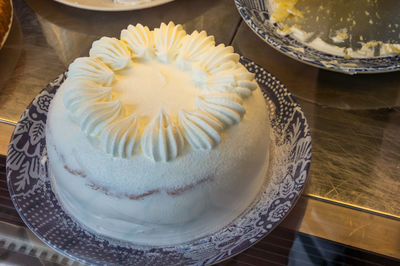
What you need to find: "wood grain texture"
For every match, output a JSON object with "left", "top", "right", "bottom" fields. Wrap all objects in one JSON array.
[
  {"left": 0, "top": 123, "right": 13, "bottom": 156},
  {"left": 280, "top": 196, "right": 400, "bottom": 259}
]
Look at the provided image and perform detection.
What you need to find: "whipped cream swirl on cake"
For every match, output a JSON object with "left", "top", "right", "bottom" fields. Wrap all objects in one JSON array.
[{"left": 64, "top": 22, "right": 258, "bottom": 162}]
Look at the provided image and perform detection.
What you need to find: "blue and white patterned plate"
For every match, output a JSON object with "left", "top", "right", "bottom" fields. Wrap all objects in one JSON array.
[
  {"left": 235, "top": 0, "right": 400, "bottom": 74},
  {"left": 6, "top": 57, "right": 311, "bottom": 265}
]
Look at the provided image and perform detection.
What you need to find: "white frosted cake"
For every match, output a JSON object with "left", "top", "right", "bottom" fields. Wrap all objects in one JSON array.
[{"left": 46, "top": 22, "right": 270, "bottom": 245}]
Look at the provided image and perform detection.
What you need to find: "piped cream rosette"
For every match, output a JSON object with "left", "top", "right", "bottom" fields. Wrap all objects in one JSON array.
[{"left": 64, "top": 22, "right": 258, "bottom": 162}]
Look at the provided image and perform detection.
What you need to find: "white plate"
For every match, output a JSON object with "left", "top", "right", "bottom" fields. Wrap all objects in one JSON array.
[{"left": 53, "top": 0, "right": 174, "bottom": 11}]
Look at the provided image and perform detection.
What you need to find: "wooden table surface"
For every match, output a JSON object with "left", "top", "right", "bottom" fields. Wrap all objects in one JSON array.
[{"left": 0, "top": 0, "right": 399, "bottom": 263}]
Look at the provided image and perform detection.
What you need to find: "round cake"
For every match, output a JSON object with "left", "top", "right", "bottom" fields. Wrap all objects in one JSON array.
[{"left": 46, "top": 22, "right": 270, "bottom": 246}]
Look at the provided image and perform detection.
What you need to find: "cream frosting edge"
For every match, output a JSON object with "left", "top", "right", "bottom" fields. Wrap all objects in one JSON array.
[{"left": 64, "top": 22, "right": 259, "bottom": 162}]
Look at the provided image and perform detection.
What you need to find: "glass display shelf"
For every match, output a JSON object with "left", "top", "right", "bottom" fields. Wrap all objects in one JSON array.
[{"left": 0, "top": 0, "right": 399, "bottom": 264}]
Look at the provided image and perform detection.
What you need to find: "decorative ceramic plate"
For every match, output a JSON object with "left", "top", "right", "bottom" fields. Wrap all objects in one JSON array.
[
  {"left": 0, "top": 0, "right": 13, "bottom": 50},
  {"left": 6, "top": 57, "right": 311, "bottom": 265},
  {"left": 235, "top": 0, "right": 400, "bottom": 74},
  {"left": 53, "top": 0, "right": 174, "bottom": 11}
]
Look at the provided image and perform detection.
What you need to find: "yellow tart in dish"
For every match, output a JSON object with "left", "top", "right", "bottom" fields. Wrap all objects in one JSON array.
[
  {"left": 46, "top": 22, "right": 270, "bottom": 245},
  {"left": 0, "top": 0, "right": 12, "bottom": 49},
  {"left": 268, "top": 0, "right": 400, "bottom": 57}
]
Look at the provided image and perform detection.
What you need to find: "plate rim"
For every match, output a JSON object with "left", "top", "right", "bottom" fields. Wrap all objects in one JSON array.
[
  {"left": 6, "top": 56, "right": 312, "bottom": 265},
  {"left": 234, "top": 0, "right": 400, "bottom": 74},
  {"left": 53, "top": 0, "right": 175, "bottom": 11}
]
